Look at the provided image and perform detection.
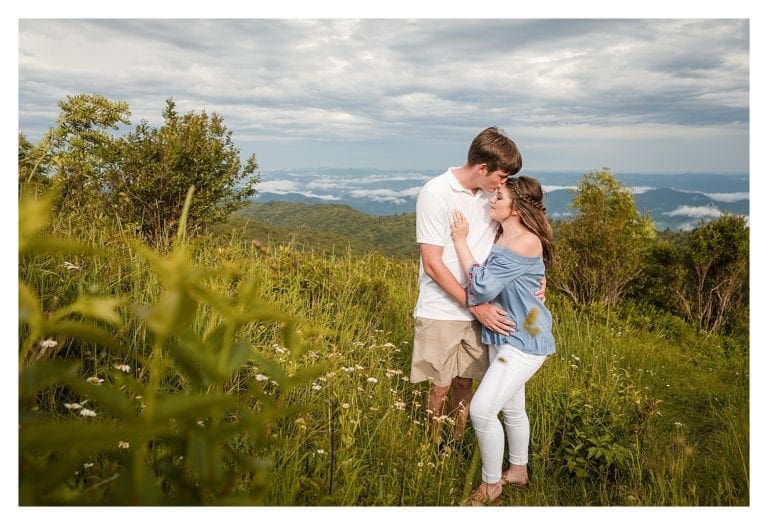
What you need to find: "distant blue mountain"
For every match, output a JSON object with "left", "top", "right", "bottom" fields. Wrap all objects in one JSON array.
[{"left": 252, "top": 169, "right": 749, "bottom": 231}]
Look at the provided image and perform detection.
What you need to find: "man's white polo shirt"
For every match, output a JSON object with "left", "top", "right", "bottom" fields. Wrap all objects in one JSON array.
[{"left": 414, "top": 168, "right": 497, "bottom": 321}]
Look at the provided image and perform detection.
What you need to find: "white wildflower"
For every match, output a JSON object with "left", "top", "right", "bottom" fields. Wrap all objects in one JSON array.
[
  {"left": 311, "top": 384, "right": 322, "bottom": 391},
  {"left": 255, "top": 374, "right": 269, "bottom": 382},
  {"left": 39, "top": 338, "right": 58, "bottom": 349},
  {"left": 394, "top": 401, "right": 406, "bottom": 411},
  {"left": 114, "top": 364, "right": 131, "bottom": 373},
  {"left": 317, "top": 449, "right": 325, "bottom": 455},
  {"left": 79, "top": 408, "right": 97, "bottom": 417},
  {"left": 86, "top": 376, "right": 104, "bottom": 386},
  {"left": 367, "top": 377, "right": 378, "bottom": 384},
  {"left": 118, "top": 441, "right": 130, "bottom": 449},
  {"left": 64, "top": 402, "right": 82, "bottom": 410},
  {"left": 341, "top": 403, "right": 350, "bottom": 409}
]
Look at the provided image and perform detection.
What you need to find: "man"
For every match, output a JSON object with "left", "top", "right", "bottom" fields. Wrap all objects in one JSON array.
[{"left": 410, "top": 127, "right": 542, "bottom": 443}]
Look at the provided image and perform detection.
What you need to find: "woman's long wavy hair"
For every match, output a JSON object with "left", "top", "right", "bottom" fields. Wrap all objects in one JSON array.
[{"left": 495, "top": 175, "right": 555, "bottom": 267}]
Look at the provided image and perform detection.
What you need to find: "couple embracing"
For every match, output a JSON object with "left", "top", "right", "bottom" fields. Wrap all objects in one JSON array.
[{"left": 410, "top": 127, "right": 555, "bottom": 506}]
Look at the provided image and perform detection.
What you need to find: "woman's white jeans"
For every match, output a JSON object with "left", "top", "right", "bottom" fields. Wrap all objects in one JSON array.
[{"left": 470, "top": 344, "right": 546, "bottom": 484}]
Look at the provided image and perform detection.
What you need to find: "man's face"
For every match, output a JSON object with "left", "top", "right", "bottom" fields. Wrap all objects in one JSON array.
[{"left": 479, "top": 168, "right": 509, "bottom": 192}]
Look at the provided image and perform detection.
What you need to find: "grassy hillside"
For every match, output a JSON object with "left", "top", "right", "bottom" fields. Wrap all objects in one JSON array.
[
  {"left": 19, "top": 195, "right": 749, "bottom": 506},
  {"left": 230, "top": 201, "right": 418, "bottom": 259}
]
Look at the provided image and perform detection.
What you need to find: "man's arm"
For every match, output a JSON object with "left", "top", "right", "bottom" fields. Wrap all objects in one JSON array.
[
  {"left": 420, "top": 243, "right": 468, "bottom": 305},
  {"left": 420, "top": 244, "right": 514, "bottom": 335}
]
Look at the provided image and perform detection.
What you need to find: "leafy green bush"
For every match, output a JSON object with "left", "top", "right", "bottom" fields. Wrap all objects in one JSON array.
[
  {"left": 19, "top": 94, "right": 259, "bottom": 247},
  {"left": 641, "top": 214, "right": 748, "bottom": 334},
  {"left": 551, "top": 169, "right": 656, "bottom": 306}
]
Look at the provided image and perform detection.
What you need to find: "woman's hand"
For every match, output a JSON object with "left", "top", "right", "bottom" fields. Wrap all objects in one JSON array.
[{"left": 450, "top": 210, "right": 469, "bottom": 242}]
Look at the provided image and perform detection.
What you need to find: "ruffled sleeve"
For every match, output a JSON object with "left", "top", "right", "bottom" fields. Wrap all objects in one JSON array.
[{"left": 466, "top": 251, "right": 534, "bottom": 306}]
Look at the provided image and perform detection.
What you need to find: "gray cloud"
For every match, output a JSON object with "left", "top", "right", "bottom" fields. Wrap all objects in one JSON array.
[{"left": 18, "top": 18, "right": 749, "bottom": 173}]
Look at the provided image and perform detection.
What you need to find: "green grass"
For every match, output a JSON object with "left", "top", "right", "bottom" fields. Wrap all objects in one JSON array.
[{"left": 19, "top": 198, "right": 749, "bottom": 506}]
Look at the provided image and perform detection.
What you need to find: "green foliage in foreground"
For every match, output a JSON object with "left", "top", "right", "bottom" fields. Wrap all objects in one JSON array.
[{"left": 19, "top": 194, "right": 748, "bottom": 506}]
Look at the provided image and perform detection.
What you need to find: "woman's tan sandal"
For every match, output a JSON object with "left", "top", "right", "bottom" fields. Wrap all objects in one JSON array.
[
  {"left": 464, "top": 485, "right": 503, "bottom": 506},
  {"left": 500, "top": 473, "right": 528, "bottom": 487}
]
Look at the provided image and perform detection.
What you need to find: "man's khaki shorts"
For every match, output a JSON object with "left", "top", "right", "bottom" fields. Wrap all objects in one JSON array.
[{"left": 410, "top": 317, "right": 489, "bottom": 387}]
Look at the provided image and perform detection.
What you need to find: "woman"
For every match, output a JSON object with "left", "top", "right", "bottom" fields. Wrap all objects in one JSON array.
[{"left": 450, "top": 175, "right": 555, "bottom": 506}]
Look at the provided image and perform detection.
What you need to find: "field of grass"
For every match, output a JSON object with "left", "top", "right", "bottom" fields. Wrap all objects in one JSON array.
[{"left": 19, "top": 194, "right": 749, "bottom": 506}]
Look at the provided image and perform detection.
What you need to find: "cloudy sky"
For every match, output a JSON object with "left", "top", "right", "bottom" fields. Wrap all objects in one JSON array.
[{"left": 17, "top": 17, "right": 750, "bottom": 175}]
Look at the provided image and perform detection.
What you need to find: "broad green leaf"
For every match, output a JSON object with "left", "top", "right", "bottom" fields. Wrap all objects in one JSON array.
[
  {"left": 187, "top": 430, "right": 211, "bottom": 482},
  {"left": 149, "top": 393, "right": 238, "bottom": 422},
  {"left": 223, "top": 340, "right": 253, "bottom": 377},
  {"left": 20, "top": 360, "right": 80, "bottom": 399},
  {"left": 46, "top": 320, "right": 127, "bottom": 354},
  {"left": 19, "top": 452, "right": 94, "bottom": 505},
  {"left": 20, "top": 421, "right": 159, "bottom": 451},
  {"left": 109, "top": 451, "right": 165, "bottom": 505},
  {"left": 203, "top": 324, "right": 229, "bottom": 351},
  {"left": 238, "top": 303, "right": 286, "bottom": 323},
  {"left": 145, "top": 289, "right": 196, "bottom": 339},
  {"left": 18, "top": 282, "right": 42, "bottom": 327},
  {"left": 282, "top": 320, "right": 302, "bottom": 358},
  {"left": 49, "top": 295, "right": 125, "bottom": 327},
  {"left": 189, "top": 285, "right": 238, "bottom": 319},
  {"left": 18, "top": 194, "right": 52, "bottom": 251},
  {"left": 21, "top": 238, "right": 98, "bottom": 257},
  {"left": 167, "top": 335, "right": 226, "bottom": 387}
]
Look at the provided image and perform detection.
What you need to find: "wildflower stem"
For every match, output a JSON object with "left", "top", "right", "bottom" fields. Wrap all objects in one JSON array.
[{"left": 329, "top": 398, "right": 336, "bottom": 496}]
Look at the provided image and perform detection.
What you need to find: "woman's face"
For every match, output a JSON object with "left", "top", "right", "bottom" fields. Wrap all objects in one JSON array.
[{"left": 490, "top": 186, "right": 514, "bottom": 222}]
